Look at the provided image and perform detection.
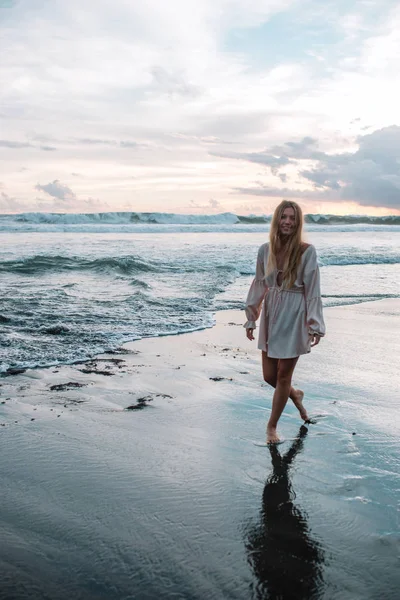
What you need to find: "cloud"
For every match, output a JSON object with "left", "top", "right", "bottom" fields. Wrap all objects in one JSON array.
[
  {"left": 211, "top": 149, "right": 292, "bottom": 173},
  {"left": 35, "top": 180, "right": 76, "bottom": 201},
  {"left": 232, "top": 127, "right": 400, "bottom": 210},
  {"left": 208, "top": 198, "right": 223, "bottom": 209},
  {"left": 119, "top": 141, "right": 139, "bottom": 148},
  {"left": 0, "top": 190, "right": 26, "bottom": 212},
  {"left": 235, "top": 184, "right": 314, "bottom": 199},
  {"left": 0, "top": 140, "right": 32, "bottom": 148},
  {"left": 76, "top": 138, "right": 139, "bottom": 148},
  {"left": 189, "top": 197, "right": 225, "bottom": 212},
  {"left": 0, "top": 140, "right": 56, "bottom": 151},
  {"left": 150, "top": 66, "right": 201, "bottom": 98},
  {"left": 299, "top": 126, "right": 400, "bottom": 209},
  {"left": 212, "top": 136, "right": 323, "bottom": 165},
  {"left": 78, "top": 138, "right": 116, "bottom": 146}
]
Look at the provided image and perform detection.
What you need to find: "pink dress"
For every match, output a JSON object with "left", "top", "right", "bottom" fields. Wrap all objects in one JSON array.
[{"left": 244, "top": 243, "right": 326, "bottom": 359}]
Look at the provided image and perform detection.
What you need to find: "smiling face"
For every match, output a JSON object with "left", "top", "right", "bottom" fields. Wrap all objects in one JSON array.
[{"left": 279, "top": 206, "right": 296, "bottom": 237}]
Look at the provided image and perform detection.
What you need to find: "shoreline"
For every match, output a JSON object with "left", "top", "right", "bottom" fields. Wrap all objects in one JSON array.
[
  {"left": 1, "top": 296, "right": 398, "bottom": 380},
  {"left": 1, "top": 298, "right": 400, "bottom": 440}
]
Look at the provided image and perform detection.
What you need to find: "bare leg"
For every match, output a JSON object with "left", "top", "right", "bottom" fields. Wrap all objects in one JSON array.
[
  {"left": 267, "top": 356, "right": 299, "bottom": 444},
  {"left": 262, "top": 351, "right": 308, "bottom": 421}
]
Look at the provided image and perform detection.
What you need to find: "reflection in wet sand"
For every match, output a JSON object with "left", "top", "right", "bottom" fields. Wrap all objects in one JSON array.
[{"left": 245, "top": 426, "right": 325, "bottom": 600}]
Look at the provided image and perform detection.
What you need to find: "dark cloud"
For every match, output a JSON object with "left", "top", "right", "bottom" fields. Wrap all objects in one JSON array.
[
  {"left": 78, "top": 138, "right": 116, "bottom": 145},
  {"left": 35, "top": 180, "right": 76, "bottom": 201},
  {"left": 0, "top": 140, "right": 32, "bottom": 149},
  {"left": 120, "top": 141, "right": 138, "bottom": 148},
  {"left": 211, "top": 137, "right": 324, "bottom": 171},
  {"left": 298, "top": 127, "right": 400, "bottom": 209},
  {"left": 76, "top": 138, "right": 139, "bottom": 148},
  {"left": 0, "top": 140, "right": 55, "bottom": 151},
  {"left": 231, "top": 127, "right": 400, "bottom": 210}
]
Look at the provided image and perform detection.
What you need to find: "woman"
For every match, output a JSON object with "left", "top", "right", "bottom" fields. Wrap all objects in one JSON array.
[{"left": 244, "top": 200, "right": 325, "bottom": 444}]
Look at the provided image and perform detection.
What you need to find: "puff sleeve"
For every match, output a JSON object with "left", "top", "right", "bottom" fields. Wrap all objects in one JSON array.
[
  {"left": 244, "top": 244, "right": 269, "bottom": 329},
  {"left": 303, "top": 245, "right": 326, "bottom": 337}
]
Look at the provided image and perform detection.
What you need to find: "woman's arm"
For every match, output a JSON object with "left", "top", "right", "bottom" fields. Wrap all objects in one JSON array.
[
  {"left": 244, "top": 244, "right": 269, "bottom": 332},
  {"left": 303, "top": 245, "right": 326, "bottom": 341}
]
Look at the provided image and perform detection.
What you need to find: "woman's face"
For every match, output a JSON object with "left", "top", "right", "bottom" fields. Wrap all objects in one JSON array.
[{"left": 279, "top": 207, "right": 296, "bottom": 237}]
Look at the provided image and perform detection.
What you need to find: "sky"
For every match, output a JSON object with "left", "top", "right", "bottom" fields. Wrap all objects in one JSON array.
[{"left": 1, "top": 0, "right": 400, "bottom": 216}]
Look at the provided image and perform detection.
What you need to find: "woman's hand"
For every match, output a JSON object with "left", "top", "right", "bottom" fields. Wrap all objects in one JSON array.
[
  {"left": 246, "top": 328, "right": 255, "bottom": 341},
  {"left": 310, "top": 334, "right": 321, "bottom": 347}
]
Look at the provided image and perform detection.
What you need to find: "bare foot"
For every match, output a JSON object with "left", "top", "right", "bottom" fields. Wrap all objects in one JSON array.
[
  {"left": 266, "top": 425, "right": 280, "bottom": 444},
  {"left": 292, "top": 389, "right": 309, "bottom": 421}
]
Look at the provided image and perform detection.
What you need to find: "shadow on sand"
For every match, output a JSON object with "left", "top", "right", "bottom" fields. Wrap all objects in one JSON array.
[{"left": 245, "top": 425, "right": 325, "bottom": 600}]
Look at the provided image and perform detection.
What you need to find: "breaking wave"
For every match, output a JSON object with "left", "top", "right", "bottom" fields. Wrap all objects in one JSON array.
[{"left": 0, "top": 211, "right": 399, "bottom": 229}]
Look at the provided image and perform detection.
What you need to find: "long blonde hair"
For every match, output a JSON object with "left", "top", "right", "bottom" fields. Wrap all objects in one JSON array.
[{"left": 267, "top": 200, "right": 304, "bottom": 289}]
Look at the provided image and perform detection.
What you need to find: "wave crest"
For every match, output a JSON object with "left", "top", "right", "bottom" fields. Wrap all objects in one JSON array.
[{"left": 1, "top": 211, "right": 399, "bottom": 226}]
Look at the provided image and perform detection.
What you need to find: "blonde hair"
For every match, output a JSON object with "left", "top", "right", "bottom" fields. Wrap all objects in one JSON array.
[{"left": 267, "top": 200, "right": 304, "bottom": 289}]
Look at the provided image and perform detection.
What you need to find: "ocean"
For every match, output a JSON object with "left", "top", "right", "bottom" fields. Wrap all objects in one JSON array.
[{"left": 1, "top": 212, "right": 399, "bottom": 374}]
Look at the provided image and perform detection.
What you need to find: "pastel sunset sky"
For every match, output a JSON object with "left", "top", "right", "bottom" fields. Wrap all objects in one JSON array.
[{"left": 1, "top": 0, "right": 400, "bottom": 215}]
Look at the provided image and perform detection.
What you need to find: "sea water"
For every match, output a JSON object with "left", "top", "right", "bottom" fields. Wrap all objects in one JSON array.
[{"left": 1, "top": 213, "right": 399, "bottom": 373}]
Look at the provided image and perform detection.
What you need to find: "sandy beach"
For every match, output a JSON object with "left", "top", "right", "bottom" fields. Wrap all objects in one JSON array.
[{"left": 1, "top": 300, "right": 399, "bottom": 600}]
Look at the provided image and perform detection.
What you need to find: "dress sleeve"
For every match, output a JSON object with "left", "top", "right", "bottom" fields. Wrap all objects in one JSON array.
[
  {"left": 244, "top": 244, "right": 269, "bottom": 329},
  {"left": 303, "top": 245, "right": 326, "bottom": 337}
]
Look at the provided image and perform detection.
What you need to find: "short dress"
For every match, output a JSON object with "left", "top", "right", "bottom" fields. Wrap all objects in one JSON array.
[{"left": 244, "top": 243, "right": 326, "bottom": 359}]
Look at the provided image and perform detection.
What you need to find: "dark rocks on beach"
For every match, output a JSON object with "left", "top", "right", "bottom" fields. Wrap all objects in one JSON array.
[
  {"left": 50, "top": 382, "right": 87, "bottom": 391},
  {"left": 209, "top": 377, "right": 233, "bottom": 382},
  {"left": 125, "top": 393, "right": 173, "bottom": 411},
  {"left": 97, "top": 358, "right": 125, "bottom": 365},
  {"left": 76, "top": 358, "right": 126, "bottom": 376},
  {"left": 79, "top": 368, "right": 114, "bottom": 376},
  {"left": 126, "top": 395, "right": 154, "bottom": 410},
  {"left": 4, "top": 367, "right": 26, "bottom": 376}
]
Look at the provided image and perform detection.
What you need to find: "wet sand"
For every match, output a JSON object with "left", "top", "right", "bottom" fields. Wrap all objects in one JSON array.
[{"left": 0, "top": 300, "right": 399, "bottom": 600}]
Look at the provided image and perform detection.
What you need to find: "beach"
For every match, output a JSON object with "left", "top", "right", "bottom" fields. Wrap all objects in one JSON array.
[{"left": 1, "top": 299, "right": 399, "bottom": 600}]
